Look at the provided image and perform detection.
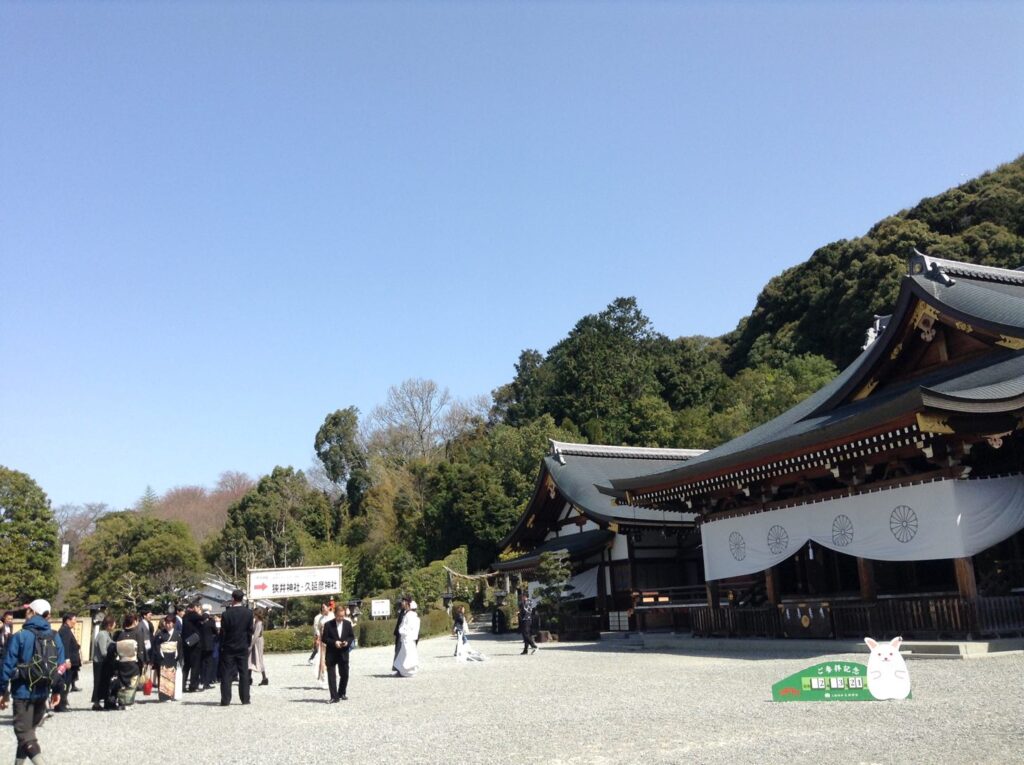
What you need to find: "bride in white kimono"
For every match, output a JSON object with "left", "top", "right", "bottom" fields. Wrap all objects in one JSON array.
[{"left": 395, "top": 601, "right": 421, "bottom": 677}]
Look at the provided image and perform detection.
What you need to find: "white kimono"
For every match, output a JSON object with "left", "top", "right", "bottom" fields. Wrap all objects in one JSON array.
[{"left": 395, "top": 610, "right": 421, "bottom": 677}]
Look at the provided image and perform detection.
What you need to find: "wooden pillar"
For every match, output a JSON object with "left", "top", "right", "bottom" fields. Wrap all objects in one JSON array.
[
  {"left": 954, "top": 557, "right": 978, "bottom": 600},
  {"left": 706, "top": 580, "right": 720, "bottom": 609},
  {"left": 764, "top": 567, "right": 780, "bottom": 605},
  {"left": 857, "top": 557, "right": 877, "bottom": 602}
]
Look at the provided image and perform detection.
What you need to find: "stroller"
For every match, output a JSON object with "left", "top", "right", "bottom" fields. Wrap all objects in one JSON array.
[{"left": 106, "top": 638, "right": 141, "bottom": 710}]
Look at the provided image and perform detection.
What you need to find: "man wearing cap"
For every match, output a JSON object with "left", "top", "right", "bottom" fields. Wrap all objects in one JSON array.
[
  {"left": 218, "top": 588, "right": 253, "bottom": 706},
  {"left": 0, "top": 599, "right": 67, "bottom": 765}
]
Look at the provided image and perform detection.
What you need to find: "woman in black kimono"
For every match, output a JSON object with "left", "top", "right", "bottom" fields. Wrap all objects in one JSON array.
[{"left": 151, "top": 614, "right": 184, "bottom": 701}]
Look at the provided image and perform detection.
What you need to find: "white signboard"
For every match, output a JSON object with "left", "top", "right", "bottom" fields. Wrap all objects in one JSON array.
[
  {"left": 371, "top": 599, "right": 391, "bottom": 618},
  {"left": 247, "top": 565, "right": 342, "bottom": 600}
]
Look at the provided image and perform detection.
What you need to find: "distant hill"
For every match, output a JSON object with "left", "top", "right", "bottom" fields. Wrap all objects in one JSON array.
[{"left": 724, "top": 155, "right": 1024, "bottom": 372}]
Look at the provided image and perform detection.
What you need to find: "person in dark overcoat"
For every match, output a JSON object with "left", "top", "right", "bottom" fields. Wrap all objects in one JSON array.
[
  {"left": 199, "top": 605, "right": 218, "bottom": 688},
  {"left": 219, "top": 589, "right": 253, "bottom": 706},
  {"left": 392, "top": 596, "right": 409, "bottom": 674},
  {"left": 56, "top": 613, "right": 82, "bottom": 710},
  {"left": 321, "top": 604, "right": 355, "bottom": 703},
  {"left": 181, "top": 602, "right": 204, "bottom": 692}
]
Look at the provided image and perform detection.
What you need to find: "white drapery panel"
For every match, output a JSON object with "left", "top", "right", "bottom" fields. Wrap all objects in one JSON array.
[{"left": 701, "top": 475, "right": 1024, "bottom": 581}]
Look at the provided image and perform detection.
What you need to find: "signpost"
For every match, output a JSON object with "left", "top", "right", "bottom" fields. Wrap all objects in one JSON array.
[
  {"left": 247, "top": 565, "right": 342, "bottom": 600},
  {"left": 371, "top": 599, "right": 391, "bottom": 619}
]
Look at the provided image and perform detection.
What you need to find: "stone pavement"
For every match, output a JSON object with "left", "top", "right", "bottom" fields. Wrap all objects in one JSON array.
[{"left": 2, "top": 627, "right": 1022, "bottom": 764}]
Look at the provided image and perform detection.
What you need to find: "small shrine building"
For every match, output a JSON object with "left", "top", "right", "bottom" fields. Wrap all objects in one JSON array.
[{"left": 494, "top": 441, "right": 705, "bottom": 632}]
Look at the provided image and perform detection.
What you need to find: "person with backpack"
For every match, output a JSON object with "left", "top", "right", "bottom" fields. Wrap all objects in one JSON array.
[{"left": 0, "top": 598, "right": 67, "bottom": 765}]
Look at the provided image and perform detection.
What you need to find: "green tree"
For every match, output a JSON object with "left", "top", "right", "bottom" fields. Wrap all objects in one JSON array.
[
  {"left": 534, "top": 550, "right": 581, "bottom": 630},
  {"left": 206, "top": 466, "right": 333, "bottom": 581},
  {"left": 314, "top": 407, "right": 367, "bottom": 491},
  {"left": 70, "top": 511, "right": 201, "bottom": 610},
  {"left": 0, "top": 467, "right": 59, "bottom": 605}
]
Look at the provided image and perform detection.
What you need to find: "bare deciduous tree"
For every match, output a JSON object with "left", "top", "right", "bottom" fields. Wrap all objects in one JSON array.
[
  {"left": 54, "top": 502, "right": 109, "bottom": 551},
  {"left": 368, "top": 378, "right": 452, "bottom": 461}
]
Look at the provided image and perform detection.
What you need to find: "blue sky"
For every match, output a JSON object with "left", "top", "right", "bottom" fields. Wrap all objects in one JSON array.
[{"left": 2, "top": 1, "right": 1022, "bottom": 511}]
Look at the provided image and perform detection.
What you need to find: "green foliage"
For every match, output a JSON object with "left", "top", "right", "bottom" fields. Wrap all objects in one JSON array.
[
  {"left": 314, "top": 407, "right": 367, "bottom": 508},
  {"left": 263, "top": 626, "right": 310, "bottom": 653},
  {"left": 356, "top": 610, "right": 450, "bottom": 647},
  {"left": 357, "top": 617, "right": 398, "bottom": 647},
  {"left": 205, "top": 466, "right": 335, "bottom": 579},
  {"left": 0, "top": 467, "right": 60, "bottom": 605},
  {"left": 726, "top": 156, "right": 1024, "bottom": 371},
  {"left": 71, "top": 511, "right": 201, "bottom": 610},
  {"left": 399, "top": 547, "right": 468, "bottom": 610}
]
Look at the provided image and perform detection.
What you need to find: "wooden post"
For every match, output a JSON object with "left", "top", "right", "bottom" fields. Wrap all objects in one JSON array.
[
  {"left": 857, "top": 558, "right": 877, "bottom": 602},
  {"left": 706, "top": 580, "right": 720, "bottom": 609},
  {"left": 954, "top": 556, "right": 978, "bottom": 600},
  {"left": 764, "top": 567, "right": 780, "bottom": 605}
]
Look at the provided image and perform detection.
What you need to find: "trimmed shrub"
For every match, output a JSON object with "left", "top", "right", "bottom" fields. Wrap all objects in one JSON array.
[
  {"left": 358, "top": 618, "right": 398, "bottom": 648},
  {"left": 356, "top": 610, "right": 453, "bottom": 648},
  {"left": 263, "top": 626, "right": 310, "bottom": 653}
]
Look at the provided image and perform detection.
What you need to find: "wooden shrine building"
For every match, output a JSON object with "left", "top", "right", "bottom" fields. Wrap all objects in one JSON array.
[
  {"left": 494, "top": 440, "right": 705, "bottom": 633},
  {"left": 607, "top": 253, "right": 1024, "bottom": 639}
]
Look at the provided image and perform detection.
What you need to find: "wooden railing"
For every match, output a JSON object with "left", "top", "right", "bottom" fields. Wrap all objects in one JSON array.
[{"left": 687, "top": 595, "right": 1024, "bottom": 640}]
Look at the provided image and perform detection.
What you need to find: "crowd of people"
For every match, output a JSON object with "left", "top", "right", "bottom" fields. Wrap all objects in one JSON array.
[
  {"left": 0, "top": 589, "right": 264, "bottom": 765},
  {"left": 0, "top": 590, "right": 499, "bottom": 764}
]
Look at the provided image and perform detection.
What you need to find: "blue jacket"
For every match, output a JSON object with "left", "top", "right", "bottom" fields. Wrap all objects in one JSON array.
[{"left": 0, "top": 616, "right": 67, "bottom": 700}]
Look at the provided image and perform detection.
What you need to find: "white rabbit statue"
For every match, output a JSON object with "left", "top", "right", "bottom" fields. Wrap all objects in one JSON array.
[{"left": 864, "top": 636, "right": 911, "bottom": 700}]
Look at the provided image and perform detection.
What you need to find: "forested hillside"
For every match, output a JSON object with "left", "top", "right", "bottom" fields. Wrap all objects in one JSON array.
[
  {"left": 50, "top": 155, "right": 1024, "bottom": 614},
  {"left": 725, "top": 155, "right": 1024, "bottom": 372}
]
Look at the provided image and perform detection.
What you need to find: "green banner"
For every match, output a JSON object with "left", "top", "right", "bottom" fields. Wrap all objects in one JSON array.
[{"left": 772, "top": 661, "right": 879, "bottom": 702}]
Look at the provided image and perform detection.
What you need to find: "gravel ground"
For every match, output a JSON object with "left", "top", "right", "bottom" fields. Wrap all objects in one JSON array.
[{"left": 3, "top": 628, "right": 1023, "bottom": 765}]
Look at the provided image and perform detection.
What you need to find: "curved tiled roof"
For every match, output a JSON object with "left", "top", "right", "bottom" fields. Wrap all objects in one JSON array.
[
  {"left": 611, "top": 253, "right": 1024, "bottom": 497},
  {"left": 493, "top": 528, "right": 614, "bottom": 572}
]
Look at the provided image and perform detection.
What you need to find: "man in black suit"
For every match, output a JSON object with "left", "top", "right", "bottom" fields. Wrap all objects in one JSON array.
[
  {"left": 181, "top": 602, "right": 203, "bottom": 692},
  {"left": 392, "top": 596, "right": 409, "bottom": 675},
  {"left": 55, "top": 613, "right": 81, "bottom": 710},
  {"left": 218, "top": 589, "right": 253, "bottom": 706},
  {"left": 321, "top": 604, "right": 355, "bottom": 703},
  {"left": 199, "top": 605, "right": 218, "bottom": 689}
]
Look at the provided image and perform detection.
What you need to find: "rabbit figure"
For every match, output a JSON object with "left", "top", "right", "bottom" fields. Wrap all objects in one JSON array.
[{"left": 864, "top": 636, "right": 911, "bottom": 700}]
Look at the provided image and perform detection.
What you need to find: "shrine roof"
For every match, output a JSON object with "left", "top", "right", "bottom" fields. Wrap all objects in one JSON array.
[
  {"left": 609, "top": 253, "right": 1024, "bottom": 498},
  {"left": 493, "top": 528, "right": 614, "bottom": 572},
  {"left": 497, "top": 441, "right": 701, "bottom": 552}
]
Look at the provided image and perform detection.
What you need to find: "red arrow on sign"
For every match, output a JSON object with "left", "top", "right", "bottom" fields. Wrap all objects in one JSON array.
[{"left": 254, "top": 583, "right": 268, "bottom": 591}]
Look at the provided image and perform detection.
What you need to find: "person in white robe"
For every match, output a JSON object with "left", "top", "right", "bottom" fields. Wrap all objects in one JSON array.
[{"left": 395, "top": 600, "right": 421, "bottom": 677}]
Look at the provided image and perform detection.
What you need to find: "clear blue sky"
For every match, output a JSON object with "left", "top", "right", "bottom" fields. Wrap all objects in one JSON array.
[{"left": 2, "top": 1, "right": 1022, "bottom": 511}]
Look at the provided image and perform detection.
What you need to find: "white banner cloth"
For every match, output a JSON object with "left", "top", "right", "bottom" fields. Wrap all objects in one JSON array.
[{"left": 701, "top": 475, "right": 1024, "bottom": 581}]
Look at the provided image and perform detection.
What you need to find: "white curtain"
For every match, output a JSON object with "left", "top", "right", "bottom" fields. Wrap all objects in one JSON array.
[{"left": 701, "top": 475, "right": 1024, "bottom": 581}]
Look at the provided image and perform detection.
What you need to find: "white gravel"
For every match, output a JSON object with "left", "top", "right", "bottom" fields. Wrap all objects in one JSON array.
[{"left": 3, "top": 627, "right": 1023, "bottom": 765}]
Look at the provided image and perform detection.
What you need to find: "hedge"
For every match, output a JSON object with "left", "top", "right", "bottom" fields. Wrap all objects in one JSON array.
[
  {"left": 357, "top": 609, "right": 451, "bottom": 648},
  {"left": 264, "top": 611, "right": 452, "bottom": 653},
  {"left": 263, "top": 626, "right": 310, "bottom": 653}
]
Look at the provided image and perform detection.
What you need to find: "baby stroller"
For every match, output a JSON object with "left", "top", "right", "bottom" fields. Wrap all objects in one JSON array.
[{"left": 106, "top": 638, "right": 141, "bottom": 710}]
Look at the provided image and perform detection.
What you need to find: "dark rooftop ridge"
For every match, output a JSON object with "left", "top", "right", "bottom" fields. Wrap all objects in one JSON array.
[{"left": 910, "top": 250, "right": 1024, "bottom": 286}]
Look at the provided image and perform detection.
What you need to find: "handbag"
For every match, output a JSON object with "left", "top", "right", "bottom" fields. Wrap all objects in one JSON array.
[
  {"left": 142, "top": 676, "right": 153, "bottom": 696},
  {"left": 184, "top": 632, "right": 200, "bottom": 648}
]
